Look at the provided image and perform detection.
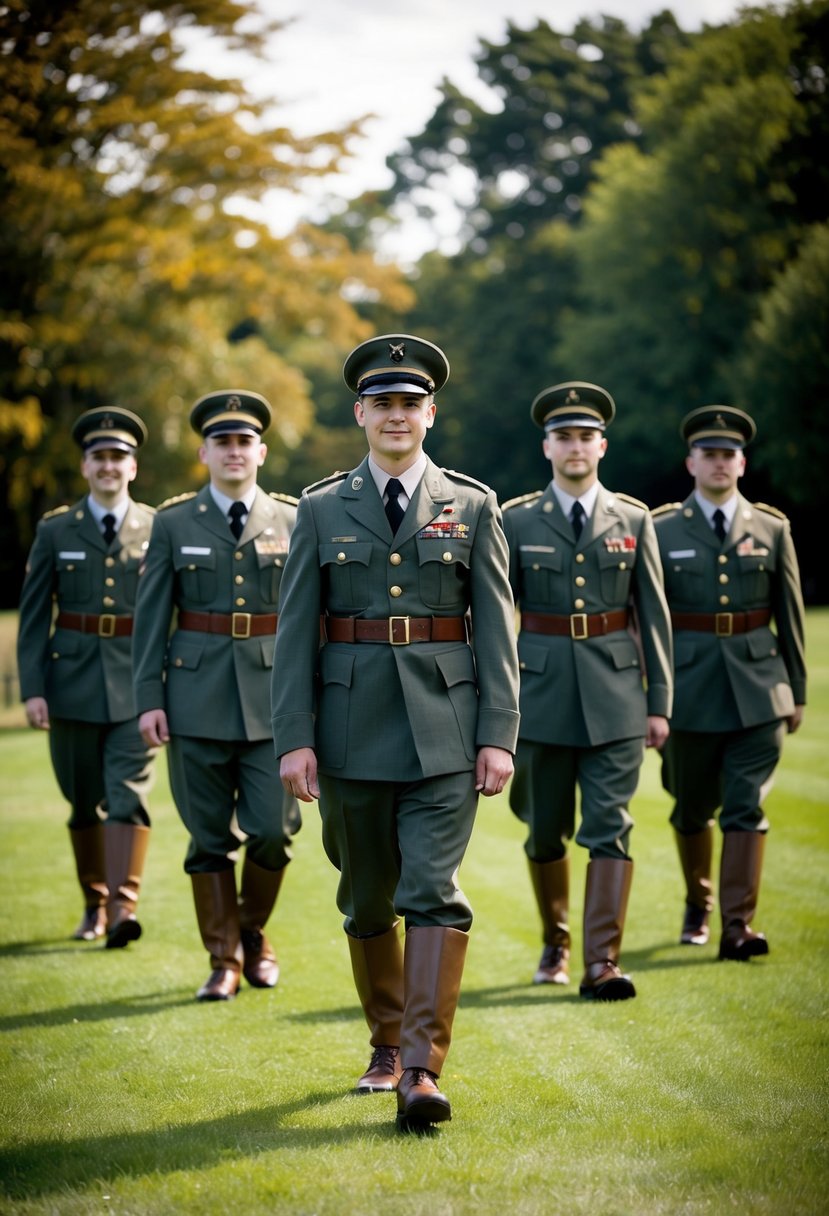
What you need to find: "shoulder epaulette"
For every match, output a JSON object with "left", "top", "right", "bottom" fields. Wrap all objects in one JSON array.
[
  {"left": 41, "top": 504, "right": 70, "bottom": 521},
  {"left": 157, "top": 491, "right": 197, "bottom": 511},
  {"left": 502, "top": 490, "right": 543, "bottom": 511},
  {"left": 614, "top": 492, "right": 648, "bottom": 512},
  {"left": 442, "top": 468, "right": 491, "bottom": 492},
  {"left": 753, "top": 501, "right": 788, "bottom": 521},
  {"left": 651, "top": 502, "right": 682, "bottom": 517},
  {"left": 269, "top": 491, "right": 299, "bottom": 507},
  {"left": 303, "top": 471, "right": 347, "bottom": 494}
]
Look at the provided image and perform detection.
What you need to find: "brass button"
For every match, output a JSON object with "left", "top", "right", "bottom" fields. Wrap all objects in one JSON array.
[
  {"left": 619, "top": 561, "right": 627, "bottom": 571},
  {"left": 174, "top": 658, "right": 183, "bottom": 667},
  {"left": 337, "top": 552, "right": 346, "bottom": 562},
  {"left": 543, "top": 501, "right": 553, "bottom": 513},
  {"left": 67, "top": 564, "right": 75, "bottom": 572},
  {"left": 683, "top": 508, "right": 693, "bottom": 518},
  {"left": 532, "top": 563, "right": 540, "bottom": 571},
  {"left": 235, "top": 597, "right": 246, "bottom": 607},
  {"left": 719, "top": 595, "right": 729, "bottom": 605},
  {"left": 235, "top": 575, "right": 244, "bottom": 585},
  {"left": 575, "top": 576, "right": 586, "bottom": 587},
  {"left": 718, "top": 554, "right": 728, "bottom": 565},
  {"left": 198, "top": 503, "right": 207, "bottom": 513},
  {"left": 390, "top": 553, "right": 402, "bottom": 566},
  {"left": 574, "top": 598, "right": 585, "bottom": 610},
  {"left": 519, "top": 661, "right": 526, "bottom": 670},
  {"left": 390, "top": 586, "right": 403, "bottom": 598},
  {"left": 188, "top": 563, "right": 196, "bottom": 571},
  {"left": 51, "top": 652, "right": 59, "bottom": 659},
  {"left": 275, "top": 558, "right": 283, "bottom": 567},
  {"left": 575, "top": 553, "right": 585, "bottom": 564},
  {"left": 105, "top": 557, "right": 115, "bottom": 568},
  {"left": 105, "top": 577, "right": 115, "bottom": 587},
  {"left": 103, "top": 596, "right": 115, "bottom": 607},
  {"left": 75, "top": 510, "right": 83, "bottom": 520},
  {"left": 235, "top": 551, "right": 244, "bottom": 562},
  {"left": 759, "top": 564, "right": 765, "bottom": 572},
  {"left": 442, "top": 551, "right": 452, "bottom": 562},
  {"left": 719, "top": 574, "right": 729, "bottom": 585}
]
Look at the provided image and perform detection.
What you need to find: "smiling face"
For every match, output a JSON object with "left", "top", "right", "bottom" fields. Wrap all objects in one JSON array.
[
  {"left": 354, "top": 391, "right": 436, "bottom": 474},
  {"left": 685, "top": 445, "right": 746, "bottom": 503},
  {"left": 543, "top": 426, "right": 607, "bottom": 494},
  {"left": 199, "top": 432, "right": 267, "bottom": 497},
  {"left": 81, "top": 447, "right": 137, "bottom": 507}
]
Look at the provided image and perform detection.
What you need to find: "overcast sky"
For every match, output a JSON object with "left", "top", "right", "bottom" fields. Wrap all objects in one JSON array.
[{"left": 187, "top": 0, "right": 765, "bottom": 261}]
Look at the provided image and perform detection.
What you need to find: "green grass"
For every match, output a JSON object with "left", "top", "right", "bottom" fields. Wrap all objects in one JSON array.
[{"left": 1, "top": 610, "right": 828, "bottom": 1215}]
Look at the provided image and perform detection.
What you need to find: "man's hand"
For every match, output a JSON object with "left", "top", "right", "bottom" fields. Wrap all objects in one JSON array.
[
  {"left": 25, "top": 697, "right": 50, "bottom": 730},
  {"left": 139, "top": 709, "right": 170, "bottom": 748},
  {"left": 787, "top": 705, "right": 804, "bottom": 734},
  {"left": 475, "top": 746, "right": 514, "bottom": 797},
  {"left": 646, "top": 715, "right": 670, "bottom": 750},
  {"left": 280, "top": 747, "right": 320, "bottom": 802}
]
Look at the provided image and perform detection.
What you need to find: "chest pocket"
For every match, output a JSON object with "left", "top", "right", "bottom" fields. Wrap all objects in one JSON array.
[
  {"left": 517, "top": 546, "right": 564, "bottom": 606},
  {"left": 173, "top": 547, "right": 217, "bottom": 604},
  {"left": 416, "top": 538, "right": 471, "bottom": 610},
  {"left": 255, "top": 546, "right": 287, "bottom": 605},
  {"left": 662, "top": 553, "right": 705, "bottom": 604},
  {"left": 737, "top": 548, "right": 775, "bottom": 605},
  {"left": 319, "top": 542, "right": 372, "bottom": 613},
  {"left": 56, "top": 554, "right": 91, "bottom": 601},
  {"left": 598, "top": 545, "right": 635, "bottom": 604}
]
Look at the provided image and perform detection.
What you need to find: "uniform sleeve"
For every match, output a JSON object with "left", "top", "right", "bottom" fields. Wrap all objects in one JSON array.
[
  {"left": 132, "top": 513, "right": 176, "bottom": 715},
  {"left": 271, "top": 494, "right": 322, "bottom": 757},
  {"left": 16, "top": 521, "right": 56, "bottom": 701},
  {"left": 501, "top": 508, "right": 521, "bottom": 602},
  {"left": 632, "top": 511, "right": 673, "bottom": 718},
  {"left": 772, "top": 519, "right": 807, "bottom": 705},
  {"left": 469, "top": 491, "right": 521, "bottom": 752}
]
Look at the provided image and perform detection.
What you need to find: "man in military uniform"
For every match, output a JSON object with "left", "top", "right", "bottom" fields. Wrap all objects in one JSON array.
[
  {"left": 503, "top": 383, "right": 672, "bottom": 1001},
  {"left": 653, "top": 406, "right": 806, "bottom": 960},
  {"left": 133, "top": 391, "right": 300, "bottom": 1001},
  {"left": 273, "top": 334, "right": 520, "bottom": 1131},
  {"left": 17, "top": 406, "right": 156, "bottom": 948}
]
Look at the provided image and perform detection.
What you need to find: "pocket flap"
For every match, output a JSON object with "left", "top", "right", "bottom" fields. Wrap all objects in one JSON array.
[{"left": 320, "top": 646, "right": 355, "bottom": 687}]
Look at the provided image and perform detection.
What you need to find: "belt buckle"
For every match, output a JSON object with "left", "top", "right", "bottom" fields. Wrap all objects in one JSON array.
[
  {"left": 232, "top": 612, "right": 252, "bottom": 639},
  {"left": 97, "top": 614, "right": 116, "bottom": 638},
  {"left": 388, "top": 616, "right": 411, "bottom": 645},
  {"left": 570, "top": 613, "right": 589, "bottom": 640},
  {"left": 715, "top": 612, "right": 733, "bottom": 637}
]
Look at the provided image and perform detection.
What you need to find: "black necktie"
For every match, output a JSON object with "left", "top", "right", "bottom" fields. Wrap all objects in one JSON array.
[
  {"left": 712, "top": 508, "right": 726, "bottom": 543},
  {"left": 229, "top": 501, "right": 247, "bottom": 540},
  {"left": 570, "top": 500, "right": 585, "bottom": 541},
  {"left": 385, "top": 478, "right": 406, "bottom": 535},
  {"left": 102, "top": 513, "right": 117, "bottom": 546}
]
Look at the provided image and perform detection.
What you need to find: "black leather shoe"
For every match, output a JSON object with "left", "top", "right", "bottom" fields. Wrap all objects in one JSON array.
[
  {"left": 105, "top": 914, "right": 142, "bottom": 949},
  {"left": 579, "top": 961, "right": 636, "bottom": 1001},
  {"left": 719, "top": 922, "right": 769, "bottom": 961},
  {"left": 396, "top": 1067, "right": 451, "bottom": 1129}
]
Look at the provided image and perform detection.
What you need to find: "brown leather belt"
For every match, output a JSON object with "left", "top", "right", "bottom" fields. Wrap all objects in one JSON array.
[
  {"left": 56, "top": 611, "right": 133, "bottom": 638},
  {"left": 178, "top": 610, "right": 278, "bottom": 639},
  {"left": 325, "top": 615, "right": 468, "bottom": 645},
  {"left": 521, "top": 609, "right": 629, "bottom": 641},
  {"left": 670, "top": 609, "right": 771, "bottom": 637}
]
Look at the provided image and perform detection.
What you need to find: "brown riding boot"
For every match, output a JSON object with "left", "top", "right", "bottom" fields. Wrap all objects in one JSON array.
[
  {"left": 347, "top": 923, "right": 405, "bottom": 1093},
  {"left": 675, "top": 826, "right": 715, "bottom": 945},
  {"left": 191, "top": 869, "right": 243, "bottom": 1000},
  {"left": 397, "top": 926, "right": 468, "bottom": 1129},
  {"left": 104, "top": 824, "right": 150, "bottom": 949},
  {"left": 579, "top": 858, "right": 636, "bottom": 1001},
  {"left": 238, "top": 855, "right": 284, "bottom": 988},
  {"left": 68, "top": 825, "right": 108, "bottom": 940},
  {"left": 718, "top": 831, "right": 769, "bottom": 961},
  {"left": 528, "top": 857, "right": 570, "bottom": 984}
]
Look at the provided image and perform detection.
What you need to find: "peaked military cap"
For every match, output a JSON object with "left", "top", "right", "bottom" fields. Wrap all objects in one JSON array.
[
  {"left": 681, "top": 405, "right": 756, "bottom": 450},
  {"left": 531, "top": 382, "right": 615, "bottom": 431},
  {"left": 72, "top": 406, "right": 147, "bottom": 453},
  {"left": 343, "top": 333, "right": 450, "bottom": 397},
  {"left": 190, "top": 390, "right": 272, "bottom": 438}
]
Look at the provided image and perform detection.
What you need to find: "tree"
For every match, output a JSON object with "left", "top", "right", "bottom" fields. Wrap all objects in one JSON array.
[{"left": 0, "top": 0, "right": 411, "bottom": 604}]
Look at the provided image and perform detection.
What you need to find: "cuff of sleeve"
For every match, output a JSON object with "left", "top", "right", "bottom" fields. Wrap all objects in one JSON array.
[
  {"left": 646, "top": 685, "right": 672, "bottom": 718},
  {"left": 475, "top": 708, "right": 520, "bottom": 754},
  {"left": 272, "top": 712, "right": 316, "bottom": 758},
  {"left": 135, "top": 682, "right": 166, "bottom": 716}
]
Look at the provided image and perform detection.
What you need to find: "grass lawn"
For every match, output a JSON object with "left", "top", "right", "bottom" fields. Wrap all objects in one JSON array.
[{"left": 1, "top": 610, "right": 827, "bottom": 1215}]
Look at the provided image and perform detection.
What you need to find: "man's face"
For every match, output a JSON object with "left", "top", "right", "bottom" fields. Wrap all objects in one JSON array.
[
  {"left": 686, "top": 445, "right": 745, "bottom": 501},
  {"left": 199, "top": 432, "right": 266, "bottom": 495},
  {"left": 354, "top": 392, "right": 436, "bottom": 470},
  {"left": 81, "top": 447, "right": 137, "bottom": 505},
  {"left": 543, "top": 426, "right": 607, "bottom": 488}
]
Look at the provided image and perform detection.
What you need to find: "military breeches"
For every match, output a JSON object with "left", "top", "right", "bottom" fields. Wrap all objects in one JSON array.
[
  {"left": 510, "top": 737, "right": 643, "bottom": 861},
  {"left": 168, "top": 735, "right": 300, "bottom": 874},
  {"left": 317, "top": 771, "right": 478, "bottom": 936},
  {"left": 662, "top": 721, "right": 785, "bottom": 833},
  {"left": 49, "top": 717, "right": 155, "bottom": 830}
]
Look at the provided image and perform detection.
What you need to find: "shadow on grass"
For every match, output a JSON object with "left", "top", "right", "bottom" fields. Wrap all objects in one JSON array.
[
  {"left": 0, "top": 1088, "right": 404, "bottom": 1200},
  {"left": 0, "top": 935, "right": 103, "bottom": 958},
  {"left": 0, "top": 990, "right": 196, "bottom": 1032}
]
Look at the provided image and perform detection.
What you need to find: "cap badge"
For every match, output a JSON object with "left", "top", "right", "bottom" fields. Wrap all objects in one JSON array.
[
  {"left": 566, "top": 389, "right": 581, "bottom": 404},
  {"left": 389, "top": 342, "right": 405, "bottom": 363},
  {"left": 715, "top": 414, "right": 726, "bottom": 429},
  {"left": 101, "top": 416, "right": 114, "bottom": 429},
  {"left": 227, "top": 395, "right": 242, "bottom": 410}
]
